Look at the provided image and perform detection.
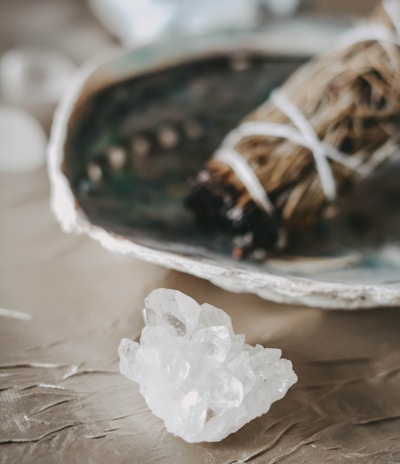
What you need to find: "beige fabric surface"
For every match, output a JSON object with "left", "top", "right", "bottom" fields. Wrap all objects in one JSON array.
[
  {"left": 2, "top": 0, "right": 400, "bottom": 462},
  {"left": 1, "top": 168, "right": 400, "bottom": 463}
]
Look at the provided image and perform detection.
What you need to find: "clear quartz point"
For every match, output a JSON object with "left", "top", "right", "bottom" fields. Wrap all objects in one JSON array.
[
  {"left": 199, "top": 303, "right": 234, "bottom": 334},
  {"left": 144, "top": 288, "right": 201, "bottom": 337},
  {"left": 119, "top": 289, "right": 297, "bottom": 443}
]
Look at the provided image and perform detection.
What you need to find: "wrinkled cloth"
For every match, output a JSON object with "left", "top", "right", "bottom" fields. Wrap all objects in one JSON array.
[{"left": 1, "top": 168, "right": 399, "bottom": 463}]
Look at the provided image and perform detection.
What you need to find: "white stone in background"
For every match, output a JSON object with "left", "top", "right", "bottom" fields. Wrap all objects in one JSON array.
[
  {"left": 260, "top": 0, "right": 300, "bottom": 17},
  {"left": 88, "top": 0, "right": 259, "bottom": 46},
  {"left": 0, "top": 48, "right": 76, "bottom": 105},
  {"left": 119, "top": 288, "right": 297, "bottom": 443},
  {"left": 0, "top": 106, "right": 47, "bottom": 172}
]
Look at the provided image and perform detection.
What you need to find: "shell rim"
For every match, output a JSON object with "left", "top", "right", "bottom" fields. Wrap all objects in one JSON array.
[{"left": 47, "top": 30, "right": 400, "bottom": 310}]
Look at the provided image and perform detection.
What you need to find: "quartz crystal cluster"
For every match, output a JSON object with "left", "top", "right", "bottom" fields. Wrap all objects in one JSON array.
[{"left": 119, "top": 289, "right": 297, "bottom": 443}]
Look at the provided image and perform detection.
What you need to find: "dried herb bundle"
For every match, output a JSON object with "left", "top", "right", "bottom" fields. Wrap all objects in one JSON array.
[{"left": 186, "top": 1, "right": 400, "bottom": 257}]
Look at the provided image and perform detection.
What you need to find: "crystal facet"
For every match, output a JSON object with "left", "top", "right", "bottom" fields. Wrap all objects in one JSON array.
[{"left": 119, "top": 289, "right": 297, "bottom": 443}]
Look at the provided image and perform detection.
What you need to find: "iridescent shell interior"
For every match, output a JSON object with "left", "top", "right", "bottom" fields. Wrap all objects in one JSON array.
[
  {"left": 65, "top": 49, "right": 305, "bottom": 257},
  {"left": 61, "top": 33, "right": 400, "bottom": 291}
]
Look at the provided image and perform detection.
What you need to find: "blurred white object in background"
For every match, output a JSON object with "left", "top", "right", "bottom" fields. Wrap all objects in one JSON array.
[
  {"left": 260, "top": 0, "right": 300, "bottom": 16},
  {"left": 88, "top": 0, "right": 260, "bottom": 45},
  {"left": 0, "top": 48, "right": 76, "bottom": 105},
  {"left": 0, "top": 106, "right": 47, "bottom": 172}
]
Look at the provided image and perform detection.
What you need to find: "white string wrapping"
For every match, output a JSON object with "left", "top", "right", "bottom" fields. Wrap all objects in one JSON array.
[
  {"left": 214, "top": 2, "right": 400, "bottom": 211},
  {"left": 334, "top": 1, "right": 400, "bottom": 55},
  {"left": 384, "top": 0, "right": 400, "bottom": 34},
  {"left": 214, "top": 147, "right": 275, "bottom": 213}
]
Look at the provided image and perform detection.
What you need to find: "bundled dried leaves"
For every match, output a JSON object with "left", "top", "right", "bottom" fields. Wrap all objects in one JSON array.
[{"left": 187, "top": 1, "right": 400, "bottom": 254}]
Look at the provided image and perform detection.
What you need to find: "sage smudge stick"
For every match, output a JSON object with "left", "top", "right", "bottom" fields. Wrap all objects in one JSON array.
[{"left": 186, "top": 1, "right": 400, "bottom": 258}]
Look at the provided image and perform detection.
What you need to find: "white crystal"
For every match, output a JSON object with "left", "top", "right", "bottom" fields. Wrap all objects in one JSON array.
[
  {"left": 144, "top": 288, "right": 201, "bottom": 337},
  {"left": 119, "top": 289, "right": 297, "bottom": 443}
]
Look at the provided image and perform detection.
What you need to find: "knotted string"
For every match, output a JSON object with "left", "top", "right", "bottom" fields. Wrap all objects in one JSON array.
[{"left": 215, "top": 90, "right": 363, "bottom": 211}]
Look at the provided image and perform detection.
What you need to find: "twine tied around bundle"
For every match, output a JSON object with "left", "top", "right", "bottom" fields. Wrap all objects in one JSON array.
[{"left": 211, "top": 0, "right": 400, "bottom": 225}]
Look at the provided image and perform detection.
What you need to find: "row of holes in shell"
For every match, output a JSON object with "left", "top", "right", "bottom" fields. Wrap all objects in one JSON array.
[{"left": 86, "top": 118, "right": 204, "bottom": 184}]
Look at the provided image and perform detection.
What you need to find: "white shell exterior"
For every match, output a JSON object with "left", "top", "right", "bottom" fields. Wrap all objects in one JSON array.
[{"left": 48, "top": 26, "right": 400, "bottom": 309}]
